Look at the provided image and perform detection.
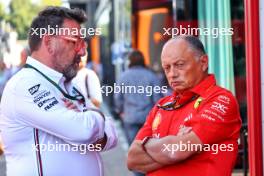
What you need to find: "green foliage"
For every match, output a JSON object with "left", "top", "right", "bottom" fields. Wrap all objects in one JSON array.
[
  {"left": 7, "top": 0, "right": 41, "bottom": 39},
  {"left": 5, "top": 0, "right": 62, "bottom": 39},
  {"left": 41, "top": 0, "right": 62, "bottom": 6},
  {"left": 0, "top": 2, "right": 6, "bottom": 20}
]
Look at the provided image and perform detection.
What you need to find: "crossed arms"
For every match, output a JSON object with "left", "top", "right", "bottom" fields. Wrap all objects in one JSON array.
[{"left": 127, "top": 128, "right": 202, "bottom": 173}]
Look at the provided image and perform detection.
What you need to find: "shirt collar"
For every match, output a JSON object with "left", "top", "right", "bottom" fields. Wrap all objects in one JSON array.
[
  {"left": 26, "top": 56, "right": 63, "bottom": 84},
  {"left": 190, "top": 74, "right": 216, "bottom": 96}
]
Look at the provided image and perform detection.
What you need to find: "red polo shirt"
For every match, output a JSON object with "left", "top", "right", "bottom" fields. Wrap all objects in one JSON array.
[{"left": 136, "top": 75, "right": 241, "bottom": 176}]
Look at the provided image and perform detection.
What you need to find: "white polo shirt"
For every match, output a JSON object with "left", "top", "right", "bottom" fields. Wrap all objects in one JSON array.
[
  {"left": 0, "top": 57, "right": 117, "bottom": 176},
  {"left": 72, "top": 68, "right": 103, "bottom": 105}
]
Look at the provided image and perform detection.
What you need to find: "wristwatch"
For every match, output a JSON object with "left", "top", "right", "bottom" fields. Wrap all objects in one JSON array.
[{"left": 141, "top": 136, "right": 152, "bottom": 152}]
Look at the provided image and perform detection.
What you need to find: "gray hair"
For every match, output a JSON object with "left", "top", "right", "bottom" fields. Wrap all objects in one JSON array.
[{"left": 172, "top": 35, "right": 206, "bottom": 59}]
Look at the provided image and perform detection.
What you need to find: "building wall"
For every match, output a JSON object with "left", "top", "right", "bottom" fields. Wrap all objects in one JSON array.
[{"left": 260, "top": 0, "right": 264, "bottom": 170}]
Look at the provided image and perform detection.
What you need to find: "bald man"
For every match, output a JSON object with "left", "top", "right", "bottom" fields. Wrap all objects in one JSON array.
[{"left": 127, "top": 35, "right": 241, "bottom": 176}]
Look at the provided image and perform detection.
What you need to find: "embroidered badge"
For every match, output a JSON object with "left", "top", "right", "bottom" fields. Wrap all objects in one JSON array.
[{"left": 194, "top": 97, "right": 203, "bottom": 109}]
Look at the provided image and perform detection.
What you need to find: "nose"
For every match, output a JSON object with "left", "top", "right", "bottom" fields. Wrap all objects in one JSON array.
[
  {"left": 168, "top": 67, "right": 179, "bottom": 78},
  {"left": 77, "top": 45, "right": 86, "bottom": 57}
]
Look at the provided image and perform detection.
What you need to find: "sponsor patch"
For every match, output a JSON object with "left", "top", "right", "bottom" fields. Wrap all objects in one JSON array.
[
  {"left": 38, "top": 97, "right": 57, "bottom": 107},
  {"left": 33, "top": 91, "right": 51, "bottom": 103},
  {"left": 28, "top": 84, "right": 40, "bottom": 95},
  {"left": 210, "top": 101, "right": 228, "bottom": 114},
  {"left": 44, "top": 99, "right": 59, "bottom": 111},
  {"left": 217, "top": 95, "right": 230, "bottom": 104},
  {"left": 201, "top": 113, "right": 216, "bottom": 121},
  {"left": 203, "top": 109, "right": 224, "bottom": 121}
]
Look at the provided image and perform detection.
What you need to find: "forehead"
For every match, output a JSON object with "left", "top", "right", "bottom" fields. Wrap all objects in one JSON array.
[
  {"left": 161, "top": 39, "right": 195, "bottom": 64},
  {"left": 61, "top": 19, "right": 81, "bottom": 36},
  {"left": 62, "top": 19, "right": 81, "bottom": 28}
]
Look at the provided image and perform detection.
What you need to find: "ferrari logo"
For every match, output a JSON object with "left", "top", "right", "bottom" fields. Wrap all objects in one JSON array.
[
  {"left": 194, "top": 97, "right": 203, "bottom": 109},
  {"left": 152, "top": 113, "right": 162, "bottom": 131}
]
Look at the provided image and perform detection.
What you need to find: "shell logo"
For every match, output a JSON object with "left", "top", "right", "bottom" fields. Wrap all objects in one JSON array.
[{"left": 152, "top": 113, "right": 162, "bottom": 131}]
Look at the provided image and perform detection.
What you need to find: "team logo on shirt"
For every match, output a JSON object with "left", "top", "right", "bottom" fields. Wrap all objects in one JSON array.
[
  {"left": 217, "top": 95, "right": 230, "bottom": 104},
  {"left": 211, "top": 101, "right": 228, "bottom": 114},
  {"left": 194, "top": 97, "right": 203, "bottom": 109},
  {"left": 28, "top": 84, "right": 40, "bottom": 95},
  {"left": 152, "top": 113, "right": 162, "bottom": 131}
]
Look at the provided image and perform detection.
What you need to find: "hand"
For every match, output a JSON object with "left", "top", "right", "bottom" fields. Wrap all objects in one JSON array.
[
  {"left": 91, "top": 98, "right": 101, "bottom": 108},
  {"left": 177, "top": 126, "right": 192, "bottom": 136},
  {"left": 103, "top": 117, "right": 118, "bottom": 150},
  {"left": 93, "top": 133, "right": 107, "bottom": 151},
  {"left": 0, "top": 143, "right": 3, "bottom": 155},
  {"left": 62, "top": 98, "right": 80, "bottom": 112}
]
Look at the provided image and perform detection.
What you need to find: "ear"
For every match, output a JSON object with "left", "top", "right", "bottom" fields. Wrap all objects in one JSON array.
[
  {"left": 200, "top": 55, "right": 208, "bottom": 72},
  {"left": 43, "top": 35, "right": 55, "bottom": 54}
]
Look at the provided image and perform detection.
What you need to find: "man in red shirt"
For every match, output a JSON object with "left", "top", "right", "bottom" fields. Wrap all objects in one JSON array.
[{"left": 127, "top": 35, "right": 241, "bottom": 176}]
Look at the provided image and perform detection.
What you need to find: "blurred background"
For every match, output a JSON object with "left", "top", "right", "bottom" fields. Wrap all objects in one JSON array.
[{"left": 0, "top": 0, "right": 261, "bottom": 175}]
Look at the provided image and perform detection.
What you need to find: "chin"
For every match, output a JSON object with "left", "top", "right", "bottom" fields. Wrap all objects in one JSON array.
[
  {"left": 172, "top": 87, "right": 186, "bottom": 93},
  {"left": 63, "top": 69, "right": 78, "bottom": 81}
]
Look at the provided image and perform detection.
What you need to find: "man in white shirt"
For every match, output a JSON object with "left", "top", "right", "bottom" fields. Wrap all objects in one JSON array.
[
  {"left": 0, "top": 6, "right": 117, "bottom": 176},
  {"left": 72, "top": 46, "right": 103, "bottom": 108}
]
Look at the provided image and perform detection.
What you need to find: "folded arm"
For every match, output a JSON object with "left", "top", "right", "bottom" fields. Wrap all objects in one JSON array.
[
  {"left": 4, "top": 79, "right": 106, "bottom": 145},
  {"left": 127, "top": 140, "right": 164, "bottom": 173},
  {"left": 144, "top": 131, "right": 203, "bottom": 165}
]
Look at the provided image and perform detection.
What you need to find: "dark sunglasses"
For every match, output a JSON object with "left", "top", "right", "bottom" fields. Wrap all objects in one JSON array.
[{"left": 157, "top": 95, "right": 199, "bottom": 111}]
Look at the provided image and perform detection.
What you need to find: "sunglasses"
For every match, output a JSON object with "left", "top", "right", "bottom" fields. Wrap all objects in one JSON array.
[
  {"left": 58, "top": 35, "right": 86, "bottom": 52},
  {"left": 157, "top": 95, "right": 199, "bottom": 111}
]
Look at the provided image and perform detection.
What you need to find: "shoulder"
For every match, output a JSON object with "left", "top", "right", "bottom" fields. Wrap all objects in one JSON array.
[
  {"left": 3, "top": 68, "right": 50, "bottom": 96},
  {"left": 85, "top": 69, "right": 98, "bottom": 78},
  {"left": 78, "top": 68, "right": 98, "bottom": 79},
  {"left": 1, "top": 68, "right": 55, "bottom": 113},
  {"left": 210, "top": 86, "right": 238, "bottom": 105},
  {"left": 116, "top": 70, "right": 130, "bottom": 82},
  {"left": 200, "top": 85, "right": 240, "bottom": 117}
]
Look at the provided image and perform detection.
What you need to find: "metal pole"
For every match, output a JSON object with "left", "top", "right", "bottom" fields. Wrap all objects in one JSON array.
[
  {"left": 244, "top": 0, "right": 263, "bottom": 175},
  {"left": 172, "top": 0, "right": 177, "bottom": 27}
]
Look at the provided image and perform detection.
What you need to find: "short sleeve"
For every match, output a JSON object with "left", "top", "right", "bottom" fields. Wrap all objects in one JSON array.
[
  {"left": 190, "top": 93, "right": 241, "bottom": 144},
  {"left": 87, "top": 69, "right": 102, "bottom": 103}
]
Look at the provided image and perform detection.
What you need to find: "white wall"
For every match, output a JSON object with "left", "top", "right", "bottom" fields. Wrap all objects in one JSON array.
[{"left": 260, "top": 0, "right": 264, "bottom": 169}]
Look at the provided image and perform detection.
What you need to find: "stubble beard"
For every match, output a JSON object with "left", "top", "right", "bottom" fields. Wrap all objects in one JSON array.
[{"left": 62, "top": 55, "right": 81, "bottom": 82}]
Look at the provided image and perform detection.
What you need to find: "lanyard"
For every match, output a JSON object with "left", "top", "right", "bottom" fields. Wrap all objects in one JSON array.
[{"left": 24, "top": 64, "right": 85, "bottom": 104}]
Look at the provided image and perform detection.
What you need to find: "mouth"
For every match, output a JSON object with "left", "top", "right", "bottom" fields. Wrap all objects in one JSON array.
[
  {"left": 170, "top": 81, "right": 182, "bottom": 87},
  {"left": 73, "top": 56, "right": 81, "bottom": 67}
]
